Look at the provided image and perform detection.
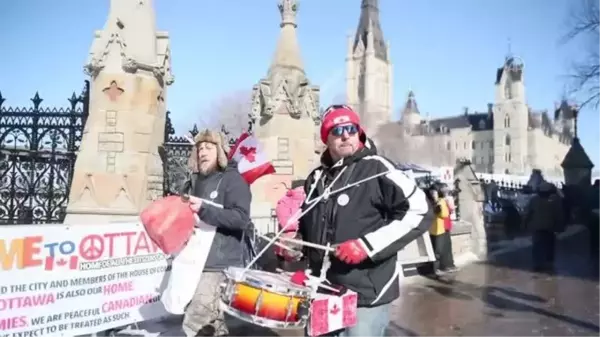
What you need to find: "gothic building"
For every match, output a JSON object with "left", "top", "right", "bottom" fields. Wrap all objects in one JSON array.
[
  {"left": 346, "top": 0, "right": 573, "bottom": 177},
  {"left": 346, "top": 0, "right": 393, "bottom": 136}
]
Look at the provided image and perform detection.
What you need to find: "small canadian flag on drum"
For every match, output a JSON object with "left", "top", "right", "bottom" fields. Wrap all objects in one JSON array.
[{"left": 309, "top": 290, "right": 358, "bottom": 336}]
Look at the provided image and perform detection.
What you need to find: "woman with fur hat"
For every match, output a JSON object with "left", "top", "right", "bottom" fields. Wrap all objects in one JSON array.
[{"left": 180, "top": 129, "right": 260, "bottom": 336}]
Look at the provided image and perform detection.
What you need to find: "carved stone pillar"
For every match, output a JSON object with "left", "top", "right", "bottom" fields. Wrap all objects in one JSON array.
[{"left": 64, "top": 0, "right": 174, "bottom": 224}]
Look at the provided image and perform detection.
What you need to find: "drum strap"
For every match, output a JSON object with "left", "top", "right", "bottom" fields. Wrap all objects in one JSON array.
[
  {"left": 241, "top": 222, "right": 262, "bottom": 269},
  {"left": 320, "top": 163, "right": 357, "bottom": 248}
]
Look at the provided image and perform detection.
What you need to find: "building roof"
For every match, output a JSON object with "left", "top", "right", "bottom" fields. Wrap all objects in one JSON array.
[
  {"left": 428, "top": 115, "right": 472, "bottom": 130},
  {"left": 353, "top": 0, "right": 387, "bottom": 61},
  {"left": 401, "top": 91, "right": 420, "bottom": 115},
  {"left": 528, "top": 108, "right": 574, "bottom": 140},
  {"left": 495, "top": 56, "right": 523, "bottom": 84},
  {"left": 387, "top": 59, "right": 574, "bottom": 144},
  {"left": 561, "top": 138, "right": 594, "bottom": 169}
]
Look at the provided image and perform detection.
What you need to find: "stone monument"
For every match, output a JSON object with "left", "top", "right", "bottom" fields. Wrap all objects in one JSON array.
[
  {"left": 249, "top": 0, "right": 320, "bottom": 231},
  {"left": 64, "top": 0, "right": 174, "bottom": 224},
  {"left": 454, "top": 159, "right": 488, "bottom": 259}
]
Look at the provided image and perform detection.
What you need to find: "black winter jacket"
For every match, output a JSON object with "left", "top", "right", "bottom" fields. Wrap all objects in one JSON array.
[
  {"left": 525, "top": 184, "right": 565, "bottom": 233},
  {"left": 183, "top": 160, "right": 253, "bottom": 271},
  {"left": 298, "top": 147, "right": 431, "bottom": 307}
]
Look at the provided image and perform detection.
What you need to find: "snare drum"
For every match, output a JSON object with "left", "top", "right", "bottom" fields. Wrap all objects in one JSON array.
[{"left": 219, "top": 267, "right": 311, "bottom": 329}]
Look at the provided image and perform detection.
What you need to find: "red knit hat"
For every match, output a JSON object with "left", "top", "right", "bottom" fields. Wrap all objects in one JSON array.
[{"left": 320, "top": 105, "right": 363, "bottom": 143}]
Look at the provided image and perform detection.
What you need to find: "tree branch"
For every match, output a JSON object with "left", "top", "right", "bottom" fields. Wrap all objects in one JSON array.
[
  {"left": 561, "top": 0, "right": 600, "bottom": 109},
  {"left": 201, "top": 90, "right": 253, "bottom": 142}
]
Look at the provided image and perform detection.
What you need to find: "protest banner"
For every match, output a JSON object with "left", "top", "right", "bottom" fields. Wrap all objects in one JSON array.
[{"left": 0, "top": 222, "right": 171, "bottom": 337}]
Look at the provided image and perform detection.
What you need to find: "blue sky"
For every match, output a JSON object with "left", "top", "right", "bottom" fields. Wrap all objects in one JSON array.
[{"left": 0, "top": 0, "right": 598, "bottom": 167}]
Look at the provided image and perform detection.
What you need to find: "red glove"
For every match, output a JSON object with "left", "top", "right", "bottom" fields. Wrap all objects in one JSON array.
[
  {"left": 290, "top": 270, "right": 309, "bottom": 286},
  {"left": 335, "top": 240, "right": 368, "bottom": 264}
]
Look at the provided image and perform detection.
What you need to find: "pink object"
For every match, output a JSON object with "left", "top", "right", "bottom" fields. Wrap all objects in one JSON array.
[
  {"left": 443, "top": 198, "right": 454, "bottom": 231},
  {"left": 309, "top": 290, "right": 358, "bottom": 336},
  {"left": 274, "top": 187, "right": 306, "bottom": 258},
  {"left": 140, "top": 196, "right": 195, "bottom": 254},
  {"left": 290, "top": 270, "right": 309, "bottom": 286},
  {"left": 275, "top": 187, "right": 306, "bottom": 233}
]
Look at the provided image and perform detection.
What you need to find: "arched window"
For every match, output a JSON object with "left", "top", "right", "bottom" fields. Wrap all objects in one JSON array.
[
  {"left": 504, "top": 115, "right": 510, "bottom": 128},
  {"left": 505, "top": 134, "right": 511, "bottom": 146},
  {"left": 479, "top": 120, "right": 486, "bottom": 130},
  {"left": 446, "top": 141, "right": 451, "bottom": 150}
]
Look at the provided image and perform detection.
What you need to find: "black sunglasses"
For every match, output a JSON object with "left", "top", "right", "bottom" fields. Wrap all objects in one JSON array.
[{"left": 330, "top": 124, "right": 359, "bottom": 137}]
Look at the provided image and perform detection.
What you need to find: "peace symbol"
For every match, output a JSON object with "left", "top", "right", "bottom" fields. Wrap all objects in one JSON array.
[{"left": 79, "top": 235, "right": 104, "bottom": 261}]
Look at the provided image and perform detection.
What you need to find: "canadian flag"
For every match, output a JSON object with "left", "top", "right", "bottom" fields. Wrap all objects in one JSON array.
[
  {"left": 44, "top": 255, "right": 78, "bottom": 271},
  {"left": 308, "top": 290, "right": 358, "bottom": 336},
  {"left": 228, "top": 132, "right": 276, "bottom": 185}
]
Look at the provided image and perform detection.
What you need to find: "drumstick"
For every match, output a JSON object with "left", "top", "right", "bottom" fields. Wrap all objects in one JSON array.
[
  {"left": 181, "top": 194, "right": 224, "bottom": 209},
  {"left": 277, "top": 236, "right": 337, "bottom": 252},
  {"left": 255, "top": 233, "right": 297, "bottom": 252}
]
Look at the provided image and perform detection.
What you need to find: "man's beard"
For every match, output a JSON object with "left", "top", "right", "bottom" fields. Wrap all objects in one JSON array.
[{"left": 198, "top": 162, "right": 217, "bottom": 175}]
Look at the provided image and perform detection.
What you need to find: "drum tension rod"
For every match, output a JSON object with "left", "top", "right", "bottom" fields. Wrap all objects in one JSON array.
[
  {"left": 254, "top": 290, "right": 264, "bottom": 316},
  {"left": 284, "top": 296, "right": 294, "bottom": 322}
]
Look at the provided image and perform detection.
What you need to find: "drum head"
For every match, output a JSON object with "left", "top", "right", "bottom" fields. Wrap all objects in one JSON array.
[{"left": 223, "top": 267, "right": 310, "bottom": 296}]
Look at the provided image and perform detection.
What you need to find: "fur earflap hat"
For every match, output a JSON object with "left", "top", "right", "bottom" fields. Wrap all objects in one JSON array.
[{"left": 187, "top": 129, "right": 229, "bottom": 172}]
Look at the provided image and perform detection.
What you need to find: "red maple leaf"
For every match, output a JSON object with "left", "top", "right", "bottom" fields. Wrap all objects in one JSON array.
[
  {"left": 239, "top": 146, "right": 257, "bottom": 163},
  {"left": 56, "top": 258, "right": 67, "bottom": 266},
  {"left": 330, "top": 303, "right": 340, "bottom": 315}
]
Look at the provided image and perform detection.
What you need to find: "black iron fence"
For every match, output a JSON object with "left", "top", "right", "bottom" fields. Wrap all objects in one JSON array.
[
  {"left": 0, "top": 82, "right": 89, "bottom": 224},
  {"left": 0, "top": 81, "right": 252, "bottom": 225},
  {"left": 161, "top": 113, "right": 197, "bottom": 196}
]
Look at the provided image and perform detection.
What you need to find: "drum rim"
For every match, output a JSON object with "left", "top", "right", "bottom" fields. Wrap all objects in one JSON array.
[
  {"left": 223, "top": 267, "right": 311, "bottom": 296},
  {"left": 219, "top": 300, "right": 308, "bottom": 330}
]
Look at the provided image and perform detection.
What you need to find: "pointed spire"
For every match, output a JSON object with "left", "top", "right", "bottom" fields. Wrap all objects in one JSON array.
[
  {"left": 268, "top": 0, "right": 304, "bottom": 76},
  {"left": 86, "top": 0, "right": 159, "bottom": 76},
  {"left": 105, "top": 0, "right": 157, "bottom": 64},
  {"left": 402, "top": 90, "right": 420, "bottom": 115},
  {"left": 354, "top": 0, "right": 387, "bottom": 61}
]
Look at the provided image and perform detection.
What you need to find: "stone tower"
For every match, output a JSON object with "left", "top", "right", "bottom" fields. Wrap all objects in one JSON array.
[
  {"left": 492, "top": 56, "right": 528, "bottom": 174},
  {"left": 401, "top": 90, "right": 421, "bottom": 129},
  {"left": 250, "top": 0, "right": 320, "bottom": 225},
  {"left": 64, "top": 0, "right": 174, "bottom": 223},
  {"left": 346, "top": 0, "right": 393, "bottom": 136}
]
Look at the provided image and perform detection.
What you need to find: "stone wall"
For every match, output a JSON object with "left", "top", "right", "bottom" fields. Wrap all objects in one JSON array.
[{"left": 450, "top": 224, "right": 473, "bottom": 258}]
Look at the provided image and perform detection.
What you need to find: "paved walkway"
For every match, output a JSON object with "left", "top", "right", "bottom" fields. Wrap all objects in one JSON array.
[{"left": 387, "top": 227, "right": 599, "bottom": 336}]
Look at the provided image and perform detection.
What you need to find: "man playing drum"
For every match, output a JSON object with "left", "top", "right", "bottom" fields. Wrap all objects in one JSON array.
[
  {"left": 181, "top": 129, "right": 259, "bottom": 336},
  {"left": 293, "top": 105, "right": 432, "bottom": 336}
]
